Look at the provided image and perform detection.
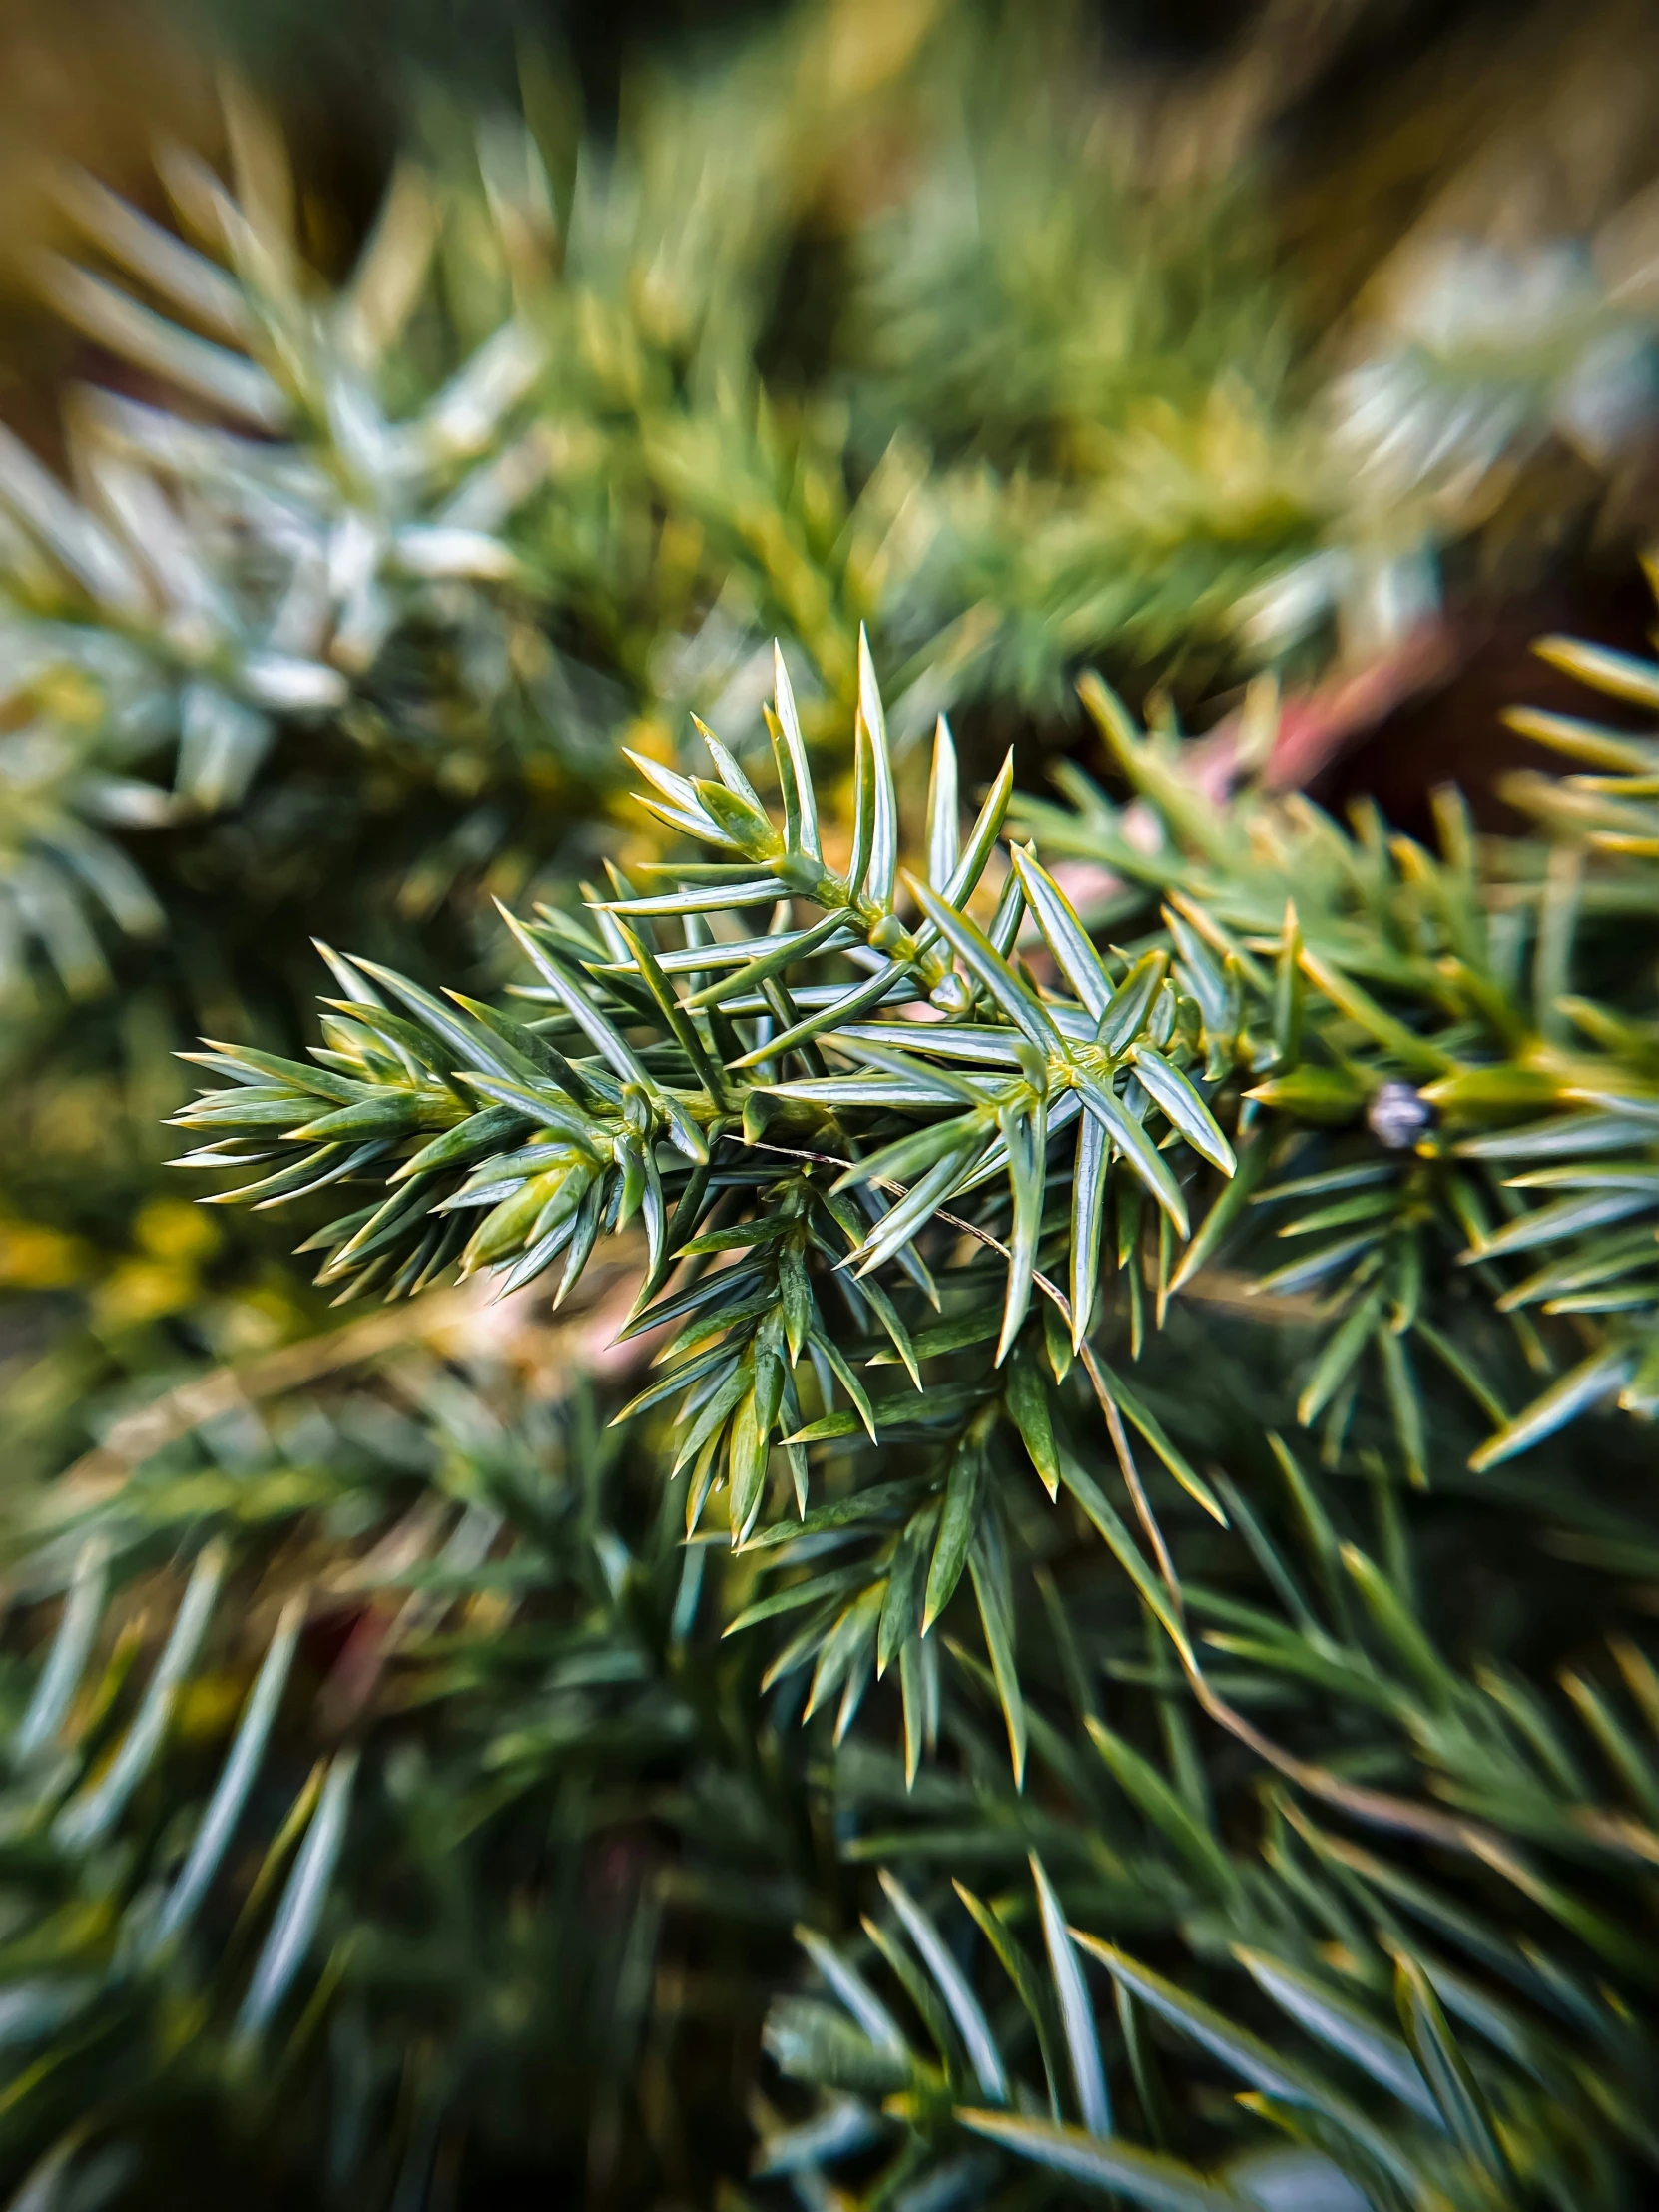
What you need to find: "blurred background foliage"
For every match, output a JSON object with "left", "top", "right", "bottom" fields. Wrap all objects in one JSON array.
[{"left": 2, "top": 0, "right": 1659, "bottom": 2204}]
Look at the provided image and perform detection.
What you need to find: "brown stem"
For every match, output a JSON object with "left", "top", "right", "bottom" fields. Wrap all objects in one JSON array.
[{"left": 742, "top": 1132, "right": 1515, "bottom": 1856}]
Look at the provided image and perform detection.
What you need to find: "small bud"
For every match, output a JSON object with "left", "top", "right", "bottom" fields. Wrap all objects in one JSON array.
[
  {"left": 929, "top": 972, "right": 973, "bottom": 1016},
  {"left": 1367, "top": 1079, "right": 1431, "bottom": 1150}
]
